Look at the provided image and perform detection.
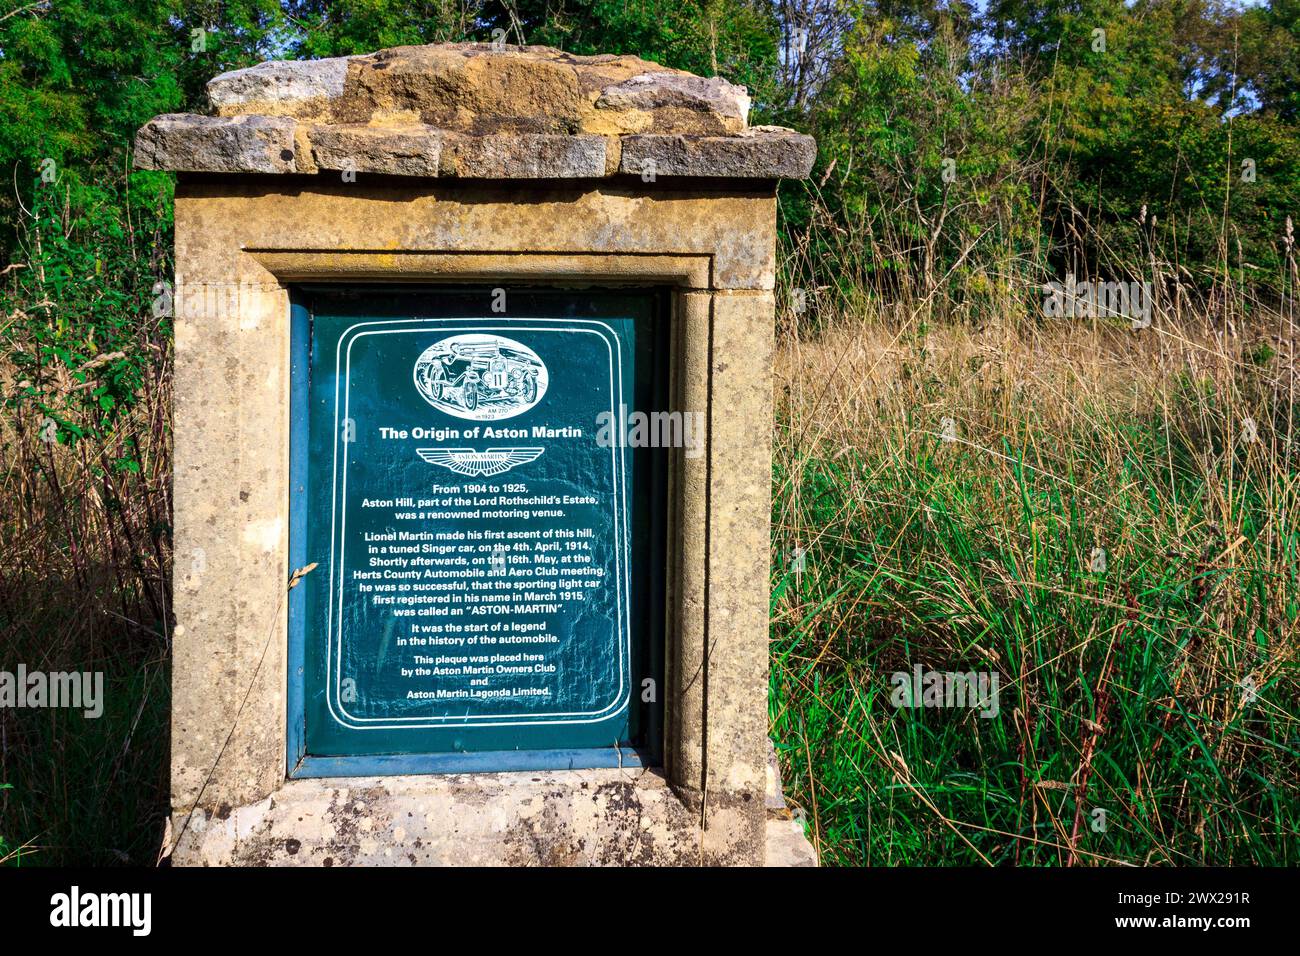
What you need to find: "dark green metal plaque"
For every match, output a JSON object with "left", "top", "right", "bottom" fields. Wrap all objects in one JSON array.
[{"left": 294, "top": 289, "right": 664, "bottom": 767}]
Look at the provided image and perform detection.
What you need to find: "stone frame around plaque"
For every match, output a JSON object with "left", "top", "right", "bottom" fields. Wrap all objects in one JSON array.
[
  {"left": 162, "top": 178, "right": 782, "bottom": 862},
  {"left": 283, "top": 285, "right": 672, "bottom": 777}
]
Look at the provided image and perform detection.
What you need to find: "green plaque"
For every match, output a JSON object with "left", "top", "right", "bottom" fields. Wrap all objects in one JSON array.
[{"left": 296, "top": 290, "right": 664, "bottom": 764}]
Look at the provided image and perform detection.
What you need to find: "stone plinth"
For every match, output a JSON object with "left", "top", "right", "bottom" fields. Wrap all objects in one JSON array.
[{"left": 140, "top": 42, "right": 816, "bottom": 867}]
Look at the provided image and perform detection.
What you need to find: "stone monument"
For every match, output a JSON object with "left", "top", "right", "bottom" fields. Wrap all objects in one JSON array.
[{"left": 137, "top": 42, "right": 816, "bottom": 866}]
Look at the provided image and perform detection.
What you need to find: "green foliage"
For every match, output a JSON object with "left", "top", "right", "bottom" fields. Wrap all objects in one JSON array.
[
  {"left": 1244, "top": 0, "right": 1300, "bottom": 121},
  {"left": 791, "top": 0, "right": 1300, "bottom": 315},
  {"left": 516, "top": 0, "right": 782, "bottom": 113},
  {"left": 772, "top": 341, "right": 1300, "bottom": 865},
  {"left": 796, "top": 8, "right": 1044, "bottom": 315},
  {"left": 1, "top": 175, "right": 171, "bottom": 453},
  {"left": 283, "top": 0, "right": 477, "bottom": 55},
  {"left": 0, "top": 1, "right": 286, "bottom": 253},
  {"left": 1030, "top": 0, "right": 1300, "bottom": 284}
]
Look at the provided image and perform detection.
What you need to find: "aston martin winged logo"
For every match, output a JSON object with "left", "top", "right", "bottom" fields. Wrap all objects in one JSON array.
[{"left": 415, "top": 447, "right": 545, "bottom": 477}]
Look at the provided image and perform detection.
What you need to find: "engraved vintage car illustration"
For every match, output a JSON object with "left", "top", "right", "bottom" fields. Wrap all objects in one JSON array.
[{"left": 413, "top": 334, "right": 548, "bottom": 420}]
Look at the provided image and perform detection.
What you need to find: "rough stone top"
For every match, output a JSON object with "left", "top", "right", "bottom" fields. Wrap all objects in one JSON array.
[{"left": 134, "top": 43, "right": 814, "bottom": 181}]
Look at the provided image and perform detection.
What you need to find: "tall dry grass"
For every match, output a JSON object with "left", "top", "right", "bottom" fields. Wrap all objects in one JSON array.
[
  {"left": 770, "top": 227, "right": 1300, "bottom": 863},
  {"left": 0, "top": 325, "right": 172, "bottom": 865}
]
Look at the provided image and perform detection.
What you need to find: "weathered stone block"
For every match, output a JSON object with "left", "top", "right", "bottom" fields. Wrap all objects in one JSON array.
[
  {"left": 338, "top": 44, "right": 588, "bottom": 132},
  {"left": 135, "top": 114, "right": 299, "bottom": 173},
  {"left": 620, "top": 128, "right": 816, "bottom": 179},
  {"left": 438, "top": 132, "right": 607, "bottom": 178},
  {"left": 208, "top": 57, "right": 351, "bottom": 118},
  {"left": 595, "top": 72, "right": 750, "bottom": 134},
  {"left": 170, "top": 772, "right": 702, "bottom": 867},
  {"left": 135, "top": 44, "right": 817, "bottom": 180},
  {"left": 307, "top": 124, "right": 442, "bottom": 176}
]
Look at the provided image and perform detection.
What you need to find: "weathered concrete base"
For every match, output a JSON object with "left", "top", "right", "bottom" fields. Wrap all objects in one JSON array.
[
  {"left": 765, "top": 818, "right": 818, "bottom": 867},
  {"left": 170, "top": 763, "right": 815, "bottom": 866},
  {"left": 172, "top": 770, "right": 712, "bottom": 866},
  {"left": 763, "top": 738, "right": 818, "bottom": 867}
]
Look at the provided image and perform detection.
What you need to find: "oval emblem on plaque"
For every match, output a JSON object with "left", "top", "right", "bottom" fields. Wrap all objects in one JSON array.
[{"left": 413, "top": 333, "right": 548, "bottom": 421}]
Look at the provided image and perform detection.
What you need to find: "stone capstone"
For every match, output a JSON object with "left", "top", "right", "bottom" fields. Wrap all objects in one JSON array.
[
  {"left": 206, "top": 56, "right": 352, "bottom": 118},
  {"left": 439, "top": 132, "right": 608, "bottom": 178},
  {"left": 135, "top": 114, "right": 299, "bottom": 174},
  {"left": 136, "top": 43, "right": 813, "bottom": 179},
  {"left": 306, "top": 124, "right": 442, "bottom": 176},
  {"left": 619, "top": 128, "right": 817, "bottom": 179},
  {"left": 595, "top": 72, "right": 751, "bottom": 134}
]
